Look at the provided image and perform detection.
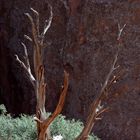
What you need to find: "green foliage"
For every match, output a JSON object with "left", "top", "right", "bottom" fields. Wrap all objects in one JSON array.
[
  {"left": 50, "top": 115, "right": 99, "bottom": 140},
  {"left": 51, "top": 115, "right": 83, "bottom": 139},
  {"left": 0, "top": 105, "right": 99, "bottom": 140},
  {"left": 0, "top": 104, "right": 7, "bottom": 114},
  {"left": 0, "top": 113, "right": 37, "bottom": 140},
  {"left": 0, "top": 105, "right": 37, "bottom": 140}
]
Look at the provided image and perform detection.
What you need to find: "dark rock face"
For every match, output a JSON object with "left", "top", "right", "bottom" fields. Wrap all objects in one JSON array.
[
  {"left": 0, "top": 26, "right": 36, "bottom": 115},
  {"left": 0, "top": 0, "right": 140, "bottom": 139}
]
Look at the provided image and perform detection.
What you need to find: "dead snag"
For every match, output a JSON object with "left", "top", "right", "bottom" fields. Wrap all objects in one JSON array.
[
  {"left": 16, "top": 4, "right": 69, "bottom": 140},
  {"left": 76, "top": 24, "right": 126, "bottom": 140}
]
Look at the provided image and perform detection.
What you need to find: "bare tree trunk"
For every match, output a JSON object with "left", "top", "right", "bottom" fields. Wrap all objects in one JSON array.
[{"left": 16, "top": 4, "right": 69, "bottom": 140}]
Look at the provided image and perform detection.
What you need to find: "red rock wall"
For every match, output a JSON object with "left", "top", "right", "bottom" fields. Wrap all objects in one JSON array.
[{"left": 0, "top": 0, "right": 140, "bottom": 139}]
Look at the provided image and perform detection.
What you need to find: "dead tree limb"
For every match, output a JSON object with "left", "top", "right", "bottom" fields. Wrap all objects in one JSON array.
[
  {"left": 16, "top": 4, "right": 68, "bottom": 140},
  {"left": 76, "top": 53, "right": 118, "bottom": 140},
  {"left": 76, "top": 24, "right": 126, "bottom": 140},
  {"left": 38, "top": 71, "right": 69, "bottom": 140}
]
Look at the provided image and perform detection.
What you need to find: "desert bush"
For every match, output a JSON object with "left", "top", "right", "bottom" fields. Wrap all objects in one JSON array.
[
  {"left": 51, "top": 115, "right": 99, "bottom": 140},
  {"left": 0, "top": 104, "right": 99, "bottom": 140},
  {"left": 0, "top": 114, "right": 37, "bottom": 140}
]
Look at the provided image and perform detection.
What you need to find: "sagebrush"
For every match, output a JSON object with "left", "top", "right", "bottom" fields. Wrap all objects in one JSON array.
[{"left": 0, "top": 105, "right": 99, "bottom": 140}]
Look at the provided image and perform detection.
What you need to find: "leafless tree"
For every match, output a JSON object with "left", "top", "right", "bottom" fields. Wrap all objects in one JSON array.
[
  {"left": 15, "top": 4, "right": 69, "bottom": 140},
  {"left": 76, "top": 24, "right": 126, "bottom": 140},
  {"left": 15, "top": 2, "right": 127, "bottom": 139}
]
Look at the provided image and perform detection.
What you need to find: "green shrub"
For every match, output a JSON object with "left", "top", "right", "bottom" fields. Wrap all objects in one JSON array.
[
  {"left": 0, "top": 105, "right": 99, "bottom": 140},
  {"left": 50, "top": 115, "right": 99, "bottom": 140},
  {"left": 0, "top": 114, "right": 37, "bottom": 140}
]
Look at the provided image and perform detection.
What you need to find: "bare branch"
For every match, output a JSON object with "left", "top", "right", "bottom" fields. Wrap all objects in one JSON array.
[
  {"left": 38, "top": 71, "right": 69, "bottom": 139},
  {"left": 117, "top": 23, "right": 126, "bottom": 41},
  {"left": 24, "top": 13, "right": 39, "bottom": 48},
  {"left": 107, "top": 70, "right": 123, "bottom": 92},
  {"left": 15, "top": 54, "right": 27, "bottom": 69},
  {"left": 96, "top": 107, "right": 109, "bottom": 118},
  {"left": 15, "top": 54, "right": 35, "bottom": 81},
  {"left": 30, "top": 7, "right": 39, "bottom": 16},
  {"left": 24, "top": 34, "right": 33, "bottom": 42},
  {"left": 23, "top": 6, "right": 68, "bottom": 140},
  {"left": 42, "top": 4, "right": 53, "bottom": 37},
  {"left": 30, "top": 7, "right": 40, "bottom": 35},
  {"left": 21, "top": 42, "right": 29, "bottom": 68},
  {"left": 76, "top": 52, "right": 118, "bottom": 140},
  {"left": 44, "top": 70, "right": 69, "bottom": 127},
  {"left": 100, "top": 52, "right": 118, "bottom": 96},
  {"left": 76, "top": 23, "right": 127, "bottom": 140},
  {"left": 95, "top": 117, "right": 102, "bottom": 121},
  {"left": 34, "top": 116, "right": 43, "bottom": 123},
  {"left": 25, "top": 12, "right": 42, "bottom": 81},
  {"left": 21, "top": 42, "right": 35, "bottom": 81}
]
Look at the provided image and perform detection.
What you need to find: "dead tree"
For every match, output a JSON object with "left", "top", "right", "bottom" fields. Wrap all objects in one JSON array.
[
  {"left": 76, "top": 24, "right": 126, "bottom": 140},
  {"left": 15, "top": 4, "right": 69, "bottom": 140}
]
